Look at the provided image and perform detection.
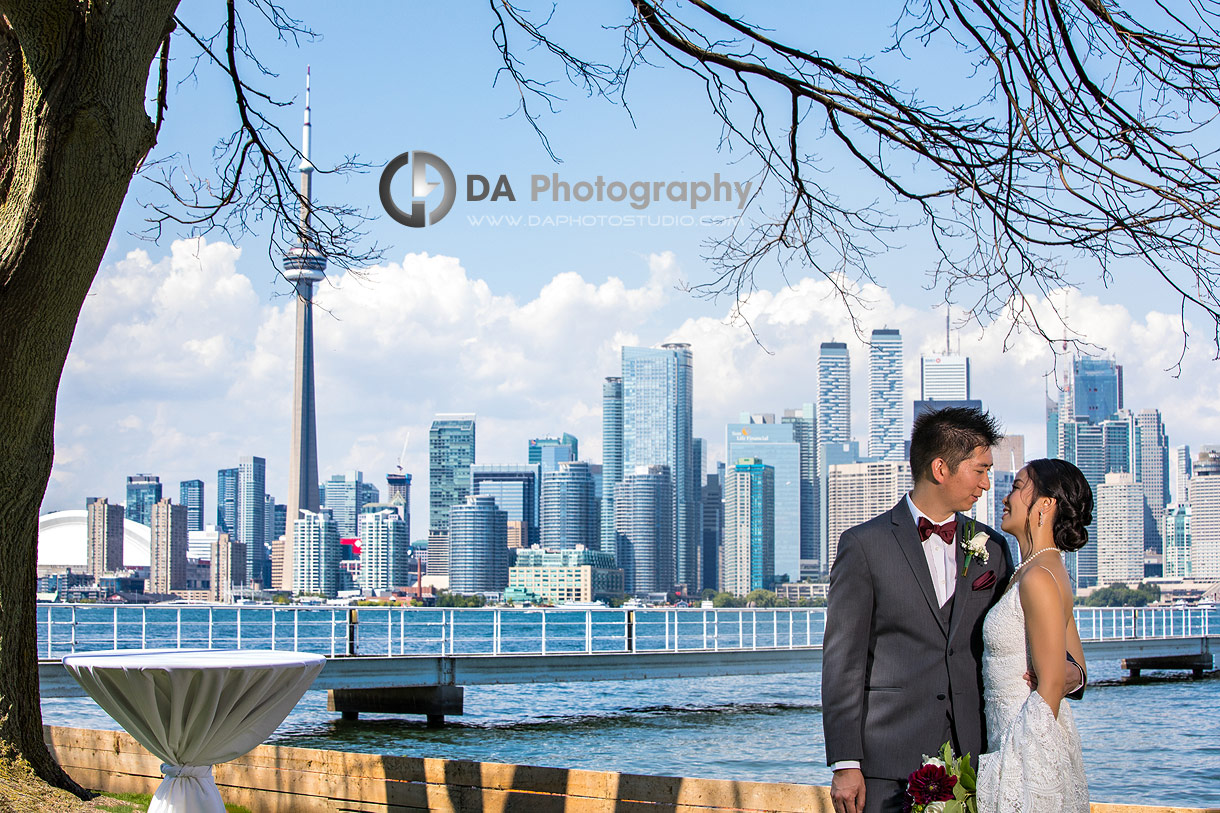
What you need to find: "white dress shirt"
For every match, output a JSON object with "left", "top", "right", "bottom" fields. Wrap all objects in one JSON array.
[{"left": 906, "top": 494, "right": 957, "bottom": 608}]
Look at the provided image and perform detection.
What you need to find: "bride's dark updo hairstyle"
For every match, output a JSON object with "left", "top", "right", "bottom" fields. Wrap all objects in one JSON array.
[{"left": 1023, "top": 458, "right": 1092, "bottom": 552}]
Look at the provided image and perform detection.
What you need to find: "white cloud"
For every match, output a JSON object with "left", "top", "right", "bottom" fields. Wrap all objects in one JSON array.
[{"left": 46, "top": 239, "right": 1220, "bottom": 530}]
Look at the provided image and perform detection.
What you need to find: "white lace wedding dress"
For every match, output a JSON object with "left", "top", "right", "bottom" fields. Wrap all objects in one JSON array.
[{"left": 976, "top": 580, "right": 1089, "bottom": 812}]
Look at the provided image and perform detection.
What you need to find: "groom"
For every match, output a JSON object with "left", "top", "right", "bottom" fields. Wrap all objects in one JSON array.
[{"left": 822, "top": 407, "right": 1017, "bottom": 813}]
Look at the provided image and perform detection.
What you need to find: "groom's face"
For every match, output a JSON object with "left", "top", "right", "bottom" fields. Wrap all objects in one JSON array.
[{"left": 935, "top": 445, "right": 994, "bottom": 512}]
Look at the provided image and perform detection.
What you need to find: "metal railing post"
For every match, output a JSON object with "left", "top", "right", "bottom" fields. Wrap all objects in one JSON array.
[
  {"left": 541, "top": 610, "right": 547, "bottom": 656},
  {"left": 586, "top": 610, "right": 593, "bottom": 654}
]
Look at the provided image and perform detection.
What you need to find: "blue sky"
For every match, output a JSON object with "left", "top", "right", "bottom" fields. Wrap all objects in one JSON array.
[{"left": 43, "top": 2, "right": 1220, "bottom": 523}]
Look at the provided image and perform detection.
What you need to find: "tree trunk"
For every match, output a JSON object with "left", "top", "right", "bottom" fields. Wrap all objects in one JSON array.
[{"left": 0, "top": 0, "right": 179, "bottom": 794}]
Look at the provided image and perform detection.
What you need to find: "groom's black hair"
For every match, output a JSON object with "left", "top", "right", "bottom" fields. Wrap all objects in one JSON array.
[{"left": 910, "top": 406, "right": 1002, "bottom": 483}]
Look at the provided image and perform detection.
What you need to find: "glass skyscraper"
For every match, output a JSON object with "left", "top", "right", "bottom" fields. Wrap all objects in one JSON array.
[
  {"left": 541, "top": 461, "right": 599, "bottom": 550},
  {"left": 238, "top": 456, "right": 267, "bottom": 587},
  {"left": 429, "top": 414, "right": 476, "bottom": 535},
  {"left": 179, "top": 479, "right": 204, "bottom": 532},
  {"left": 216, "top": 467, "right": 238, "bottom": 537},
  {"left": 601, "top": 376, "right": 623, "bottom": 552},
  {"left": 868, "top": 329, "right": 904, "bottom": 461},
  {"left": 294, "top": 508, "right": 340, "bottom": 598},
  {"left": 529, "top": 434, "right": 579, "bottom": 472},
  {"left": 448, "top": 494, "right": 509, "bottom": 594},
  {"left": 621, "top": 344, "right": 697, "bottom": 591},
  {"left": 725, "top": 420, "right": 801, "bottom": 583},
  {"left": 614, "top": 465, "right": 674, "bottom": 595},
  {"left": 723, "top": 458, "right": 775, "bottom": 595},
  {"left": 782, "top": 404, "right": 819, "bottom": 576},
  {"left": 472, "top": 464, "right": 540, "bottom": 547},
  {"left": 125, "top": 474, "right": 162, "bottom": 527},
  {"left": 322, "top": 470, "right": 370, "bottom": 538},
  {"left": 817, "top": 342, "right": 850, "bottom": 446},
  {"left": 1132, "top": 409, "right": 1170, "bottom": 553},
  {"left": 1066, "top": 356, "right": 1123, "bottom": 424}
]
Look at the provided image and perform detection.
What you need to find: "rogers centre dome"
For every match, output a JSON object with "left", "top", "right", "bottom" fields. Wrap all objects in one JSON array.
[{"left": 37, "top": 510, "right": 151, "bottom": 568}]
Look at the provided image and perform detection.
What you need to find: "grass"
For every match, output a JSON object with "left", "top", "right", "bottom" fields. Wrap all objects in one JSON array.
[{"left": 95, "top": 791, "right": 252, "bottom": 813}]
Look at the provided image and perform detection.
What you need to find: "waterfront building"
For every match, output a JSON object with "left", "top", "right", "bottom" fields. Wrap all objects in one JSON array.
[
  {"left": 358, "top": 509, "right": 411, "bottom": 591},
  {"left": 701, "top": 471, "right": 724, "bottom": 591},
  {"left": 817, "top": 342, "right": 850, "bottom": 446},
  {"left": 601, "top": 376, "right": 624, "bottom": 552},
  {"left": 1131, "top": 409, "right": 1170, "bottom": 553},
  {"left": 386, "top": 472, "right": 410, "bottom": 521},
  {"left": 472, "top": 464, "right": 540, "bottom": 548},
  {"left": 1164, "top": 504, "right": 1191, "bottom": 579},
  {"left": 125, "top": 474, "right": 161, "bottom": 527},
  {"left": 541, "top": 461, "right": 599, "bottom": 549},
  {"left": 179, "top": 480, "right": 204, "bottom": 532},
  {"left": 1189, "top": 462, "right": 1220, "bottom": 581},
  {"left": 723, "top": 458, "right": 775, "bottom": 596},
  {"left": 149, "top": 498, "right": 188, "bottom": 594},
  {"left": 294, "top": 509, "right": 341, "bottom": 598},
  {"left": 283, "top": 69, "right": 326, "bottom": 596},
  {"left": 868, "top": 329, "right": 904, "bottom": 461},
  {"left": 238, "top": 455, "right": 268, "bottom": 588},
  {"left": 1171, "top": 445, "right": 1192, "bottom": 506},
  {"left": 920, "top": 354, "right": 970, "bottom": 400},
  {"left": 725, "top": 419, "right": 800, "bottom": 583},
  {"left": 507, "top": 546, "right": 625, "bottom": 604},
  {"left": 529, "top": 434, "right": 579, "bottom": 472},
  {"left": 1096, "top": 472, "right": 1145, "bottom": 586},
  {"left": 217, "top": 467, "right": 238, "bottom": 537},
  {"left": 621, "top": 344, "right": 697, "bottom": 591},
  {"left": 1059, "top": 412, "right": 1132, "bottom": 587},
  {"left": 322, "top": 471, "right": 370, "bottom": 537},
  {"left": 209, "top": 533, "right": 245, "bottom": 603},
  {"left": 429, "top": 414, "right": 476, "bottom": 537},
  {"left": 86, "top": 498, "right": 124, "bottom": 578},
  {"left": 782, "top": 404, "right": 819, "bottom": 578},
  {"left": 614, "top": 465, "right": 675, "bottom": 595},
  {"left": 827, "top": 461, "right": 911, "bottom": 569},
  {"left": 448, "top": 494, "right": 509, "bottom": 594},
  {"left": 426, "top": 530, "right": 450, "bottom": 580}
]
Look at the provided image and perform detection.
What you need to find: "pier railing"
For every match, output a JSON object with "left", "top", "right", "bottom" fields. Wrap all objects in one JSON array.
[{"left": 36, "top": 603, "right": 1215, "bottom": 660}]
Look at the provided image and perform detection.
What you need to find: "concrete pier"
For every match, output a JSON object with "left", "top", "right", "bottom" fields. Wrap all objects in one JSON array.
[
  {"left": 1121, "top": 652, "right": 1213, "bottom": 679},
  {"left": 327, "top": 685, "right": 464, "bottom": 726}
]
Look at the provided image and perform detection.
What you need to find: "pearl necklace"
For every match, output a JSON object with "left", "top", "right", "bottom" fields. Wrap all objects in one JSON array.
[{"left": 1014, "top": 546, "right": 1058, "bottom": 576}]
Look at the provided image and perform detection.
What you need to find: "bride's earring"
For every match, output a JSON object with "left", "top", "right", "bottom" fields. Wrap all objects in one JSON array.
[{"left": 1038, "top": 512, "right": 1045, "bottom": 528}]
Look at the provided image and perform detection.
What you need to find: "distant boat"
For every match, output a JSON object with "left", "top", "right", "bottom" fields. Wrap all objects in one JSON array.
[{"left": 559, "top": 601, "right": 609, "bottom": 609}]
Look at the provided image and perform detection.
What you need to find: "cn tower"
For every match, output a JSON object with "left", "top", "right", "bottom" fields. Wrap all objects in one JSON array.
[{"left": 282, "top": 67, "right": 325, "bottom": 592}]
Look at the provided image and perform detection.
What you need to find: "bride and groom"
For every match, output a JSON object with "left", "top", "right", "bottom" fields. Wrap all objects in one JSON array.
[{"left": 822, "top": 407, "right": 1091, "bottom": 813}]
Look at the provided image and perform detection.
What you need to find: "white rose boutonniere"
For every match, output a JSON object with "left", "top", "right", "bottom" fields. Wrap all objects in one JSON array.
[{"left": 961, "top": 521, "right": 989, "bottom": 576}]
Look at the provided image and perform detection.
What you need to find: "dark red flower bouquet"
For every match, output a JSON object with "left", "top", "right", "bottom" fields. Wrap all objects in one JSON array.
[{"left": 904, "top": 741, "right": 977, "bottom": 813}]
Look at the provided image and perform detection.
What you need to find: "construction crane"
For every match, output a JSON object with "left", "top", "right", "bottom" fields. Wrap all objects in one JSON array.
[{"left": 395, "top": 432, "right": 410, "bottom": 473}]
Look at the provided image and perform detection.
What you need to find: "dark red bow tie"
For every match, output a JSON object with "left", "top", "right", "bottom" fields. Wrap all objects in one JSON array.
[{"left": 917, "top": 517, "right": 957, "bottom": 543}]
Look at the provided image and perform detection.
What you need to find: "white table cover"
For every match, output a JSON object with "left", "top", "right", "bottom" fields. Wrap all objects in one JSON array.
[{"left": 62, "top": 648, "right": 324, "bottom": 813}]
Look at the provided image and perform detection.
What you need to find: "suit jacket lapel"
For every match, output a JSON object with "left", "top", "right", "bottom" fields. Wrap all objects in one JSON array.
[
  {"left": 947, "top": 513, "right": 972, "bottom": 643},
  {"left": 891, "top": 500, "right": 948, "bottom": 635}
]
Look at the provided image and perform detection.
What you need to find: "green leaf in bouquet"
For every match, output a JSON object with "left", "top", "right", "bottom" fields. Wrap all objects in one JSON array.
[{"left": 943, "top": 801, "right": 965, "bottom": 813}]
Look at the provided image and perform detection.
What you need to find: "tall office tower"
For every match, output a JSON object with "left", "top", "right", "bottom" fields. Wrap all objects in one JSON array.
[
  {"left": 920, "top": 355, "right": 970, "bottom": 400},
  {"left": 238, "top": 455, "right": 267, "bottom": 588},
  {"left": 179, "top": 480, "right": 204, "bottom": 532},
  {"left": 827, "top": 460, "right": 912, "bottom": 569},
  {"left": 264, "top": 495, "right": 277, "bottom": 549},
  {"left": 1131, "top": 409, "right": 1170, "bottom": 553},
  {"left": 726, "top": 419, "right": 801, "bottom": 583},
  {"left": 868, "top": 329, "right": 904, "bottom": 461},
  {"left": 1060, "top": 412, "right": 1132, "bottom": 586},
  {"left": 360, "top": 481, "right": 380, "bottom": 507},
  {"left": 701, "top": 472, "right": 724, "bottom": 591},
  {"left": 993, "top": 435, "right": 1026, "bottom": 472},
  {"left": 818, "top": 342, "right": 851, "bottom": 446},
  {"left": 209, "top": 533, "right": 246, "bottom": 603},
  {"left": 283, "top": 69, "right": 326, "bottom": 596},
  {"left": 322, "top": 471, "right": 369, "bottom": 537},
  {"left": 294, "top": 509, "right": 340, "bottom": 598},
  {"left": 86, "top": 498, "right": 124, "bottom": 578},
  {"left": 386, "top": 472, "right": 411, "bottom": 521},
  {"left": 979, "top": 468, "right": 1019, "bottom": 563},
  {"left": 541, "top": 461, "right": 599, "bottom": 550},
  {"left": 723, "top": 458, "right": 775, "bottom": 596},
  {"left": 149, "top": 498, "right": 188, "bottom": 594},
  {"left": 529, "top": 433, "right": 579, "bottom": 472},
  {"left": 1171, "top": 445, "right": 1192, "bottom": 505},
  {"left": 614, "top": 465, "right": 675, "bottom": 595},
  {"left": 1097, "top": 472, "right": 1145, "bottom": 586},
  {"left": 1064, "top": 356, "right": 1123, "bottom": 423},
  {"left": 782, "top": 404, "right": 819, "bottom": 578},
  {"left": 273, "top": 503, "right": 287, "bottom": 539},
  {"left": 1189, "top": 454, "right": 1220, "bottom": 580},
  {"left": 217, "top": 467, "right": 238, "bottom": 537},
  {"left": 125, "top": 474, "right": 162, "bottom": 527},
  {"left": 622, "top": 343, "right": 697, "bottom": 591},
  {"left": 448, "top": 494, "right": 509, "bottom": 594},
  {"left": 1046, "top": 395, "right": 1061, "bottom": 458},
  {"left": 358, "top": 509, "right": 411, "bottom": 591},
  {"left": 473, "top": 464, "right": 541, "bottom": 547},
  {"left": 429, "top": 414, "right": 476, "bottom": 537},
  {"left": 1163, "top": 504, "right": 1191, "bottom": 578},
  {"left": 601, "top": 376, "right": 624, "bottom": 552}
]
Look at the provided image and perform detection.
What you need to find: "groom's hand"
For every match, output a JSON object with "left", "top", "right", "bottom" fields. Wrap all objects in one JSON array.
[
  {"left": 831, "top": 767, "right": 866, "bottom": 813},
  {"left": 1023, "top": 658, "right": 1084, "bottom": 694}
]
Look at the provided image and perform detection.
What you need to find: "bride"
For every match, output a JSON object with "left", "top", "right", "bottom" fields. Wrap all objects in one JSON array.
[{"left": 977, "top": 458, "right": 1091, "bottom": 812}]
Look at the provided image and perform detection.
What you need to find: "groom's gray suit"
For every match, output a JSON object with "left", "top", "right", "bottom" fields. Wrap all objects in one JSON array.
[{"left": 822, "top": 499, "right": 1014, "bottom": 811}]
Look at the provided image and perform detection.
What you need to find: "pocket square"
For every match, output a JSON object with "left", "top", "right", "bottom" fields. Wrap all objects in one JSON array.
[{"left": 971, "top": 570, "right": 997, "bottom": 591}]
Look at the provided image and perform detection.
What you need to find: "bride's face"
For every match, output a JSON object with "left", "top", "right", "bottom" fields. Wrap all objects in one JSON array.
[{"left": 1000, "top": 467, "right": 1037, "bottom": 537}]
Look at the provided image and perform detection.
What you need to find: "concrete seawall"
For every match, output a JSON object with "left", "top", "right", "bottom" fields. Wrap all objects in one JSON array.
[{"left": 44, "top": 726, "right": 1217, "bottom": 812}]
